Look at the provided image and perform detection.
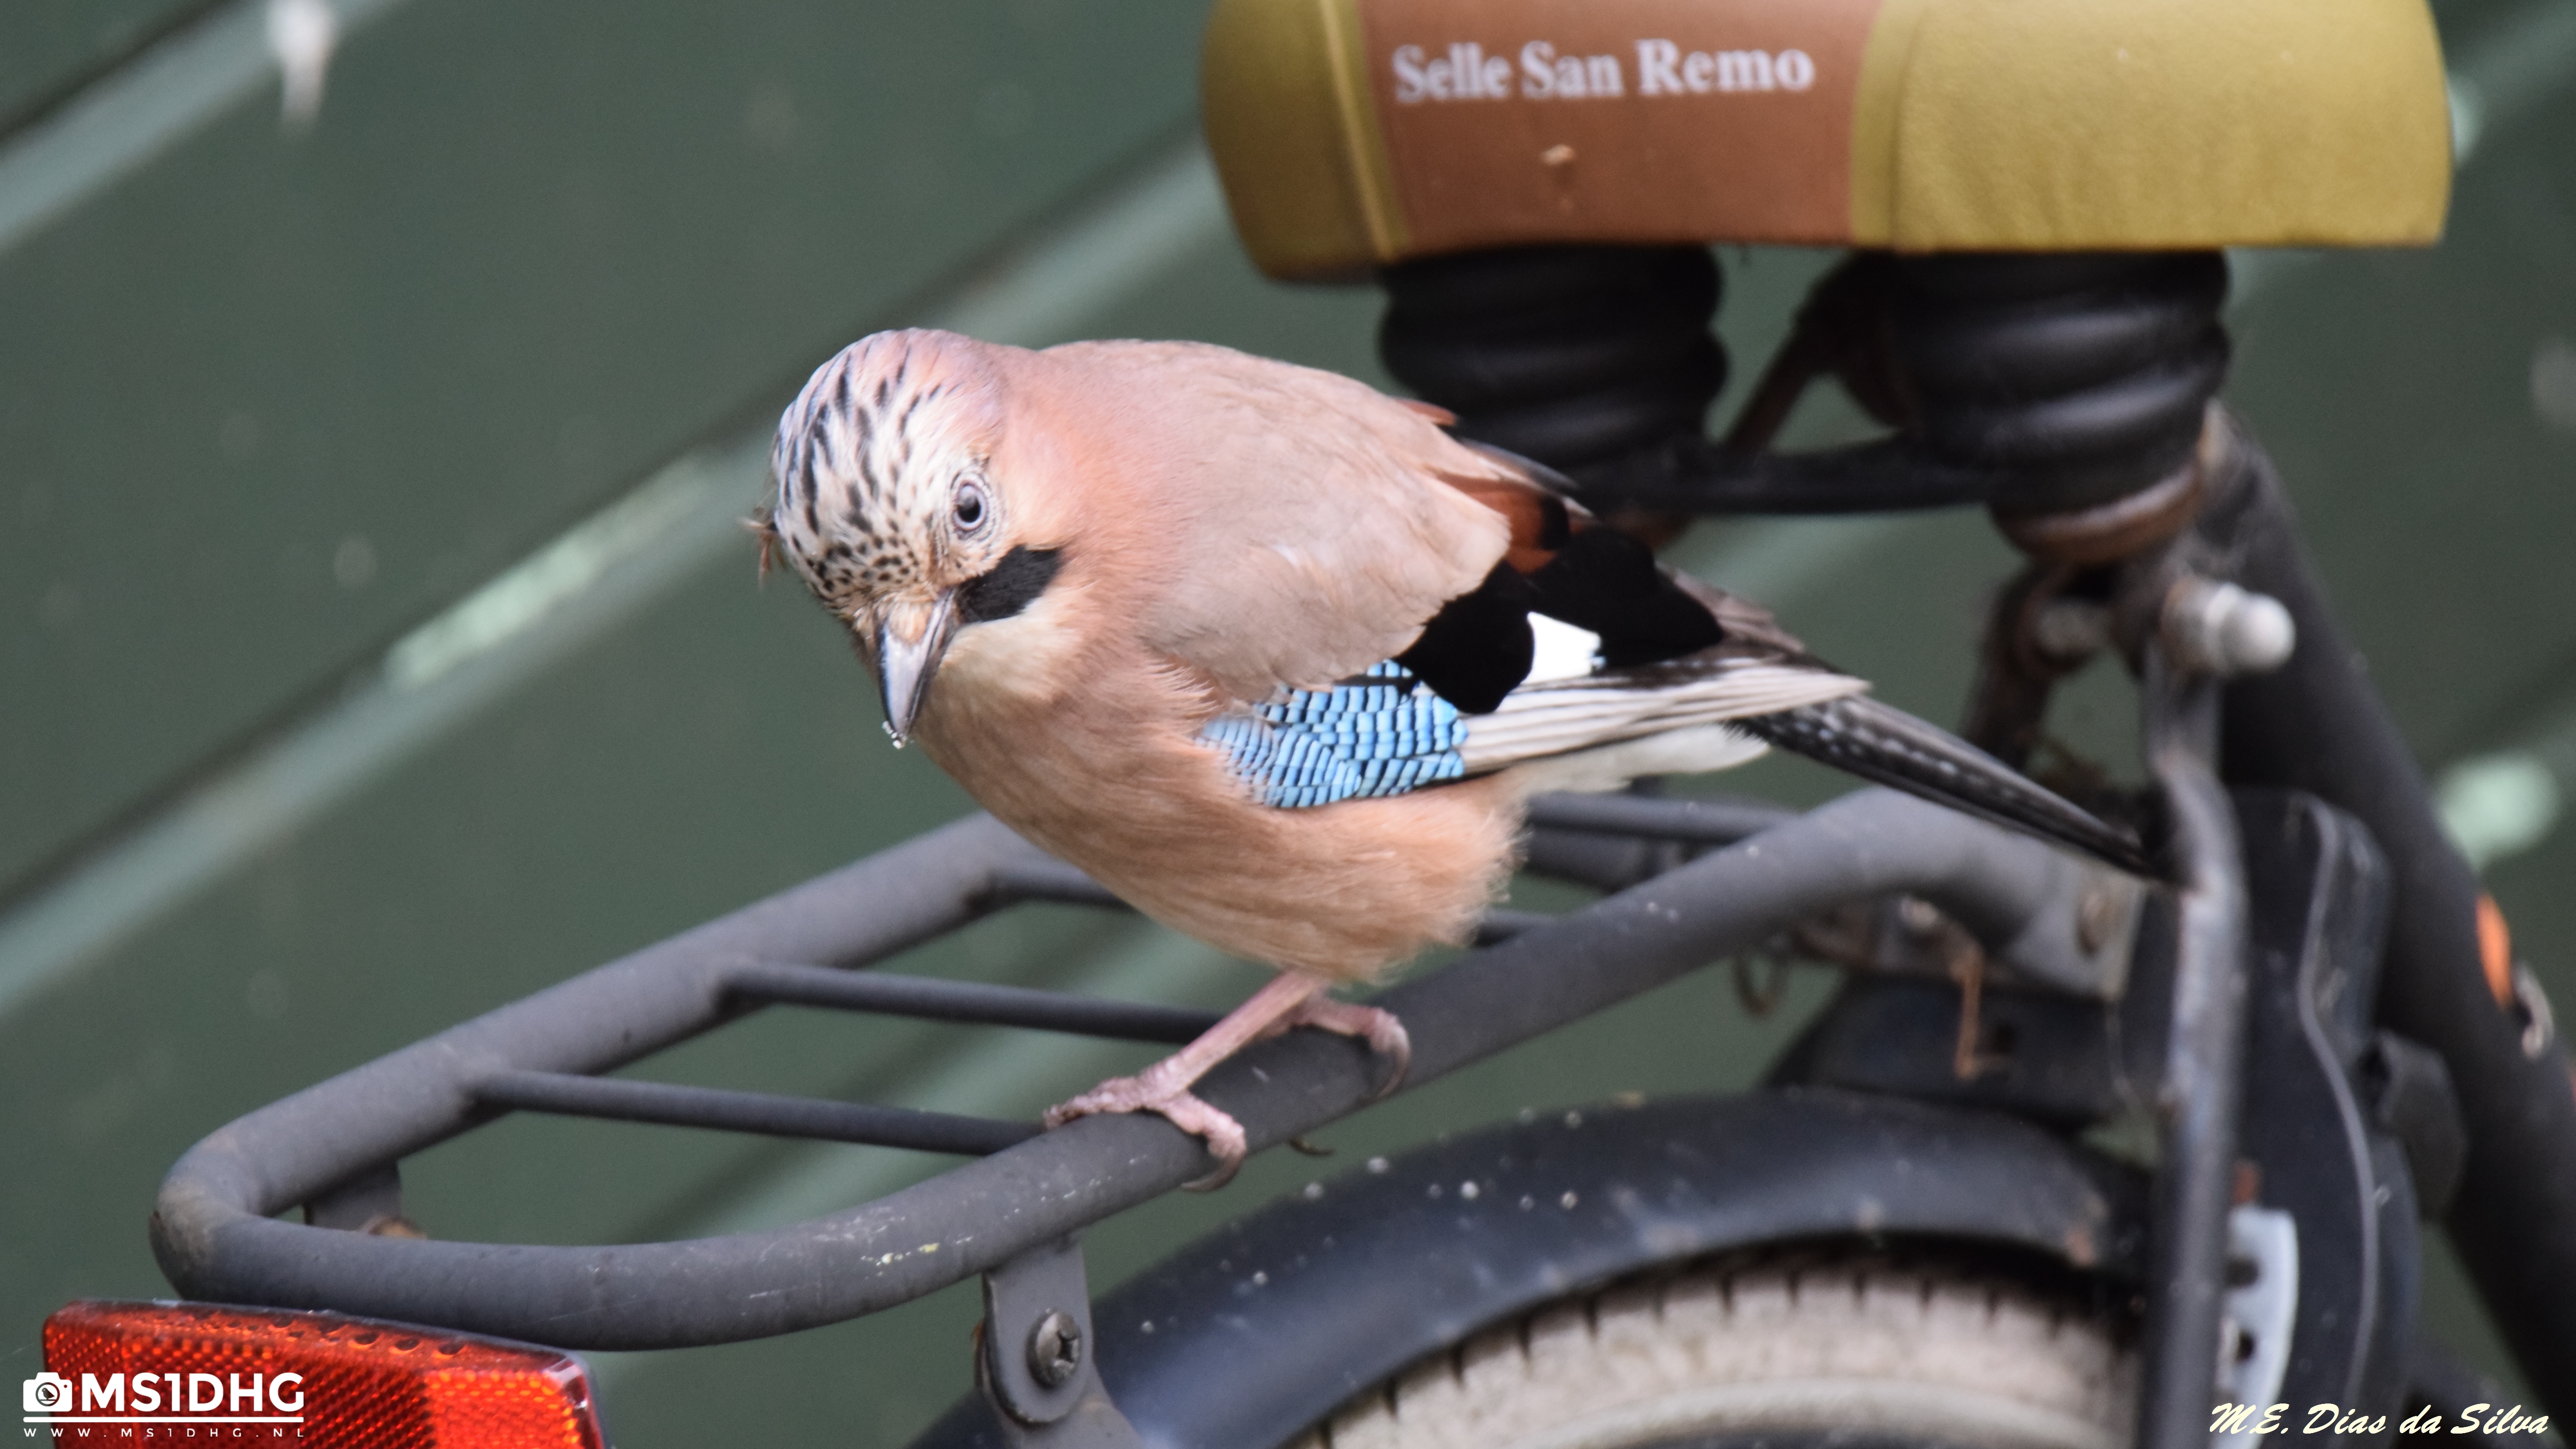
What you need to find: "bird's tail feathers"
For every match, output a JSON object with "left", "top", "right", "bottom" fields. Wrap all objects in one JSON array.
[{"left": 1740, "top": 695, "right": 2153, "bottom": 874}]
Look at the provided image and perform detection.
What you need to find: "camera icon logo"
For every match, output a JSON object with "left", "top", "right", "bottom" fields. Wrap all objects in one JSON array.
[{"left": 22, "top": 1372, "right": 75, "bottom": 1414}]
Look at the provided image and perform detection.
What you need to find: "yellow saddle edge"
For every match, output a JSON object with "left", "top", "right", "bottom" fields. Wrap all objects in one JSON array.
[{"left": 1205, "top": 0, "right": 2453, "bottom": 280}]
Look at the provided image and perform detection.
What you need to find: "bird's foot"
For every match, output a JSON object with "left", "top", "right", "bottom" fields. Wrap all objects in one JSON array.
[
  {"left": 1044, "top": 1063, "right": 1249, "bottom": 1190},
  {"left": 1037, "top": 978, "right": 1408, "bottom": 1191},
  {"left": 1271, "top": 995, "right": 1411, "bottom": 1100}
]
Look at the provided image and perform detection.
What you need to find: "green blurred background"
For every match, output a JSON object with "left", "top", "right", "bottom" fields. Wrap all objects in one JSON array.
[{"left": 4, "top": 0, "right": 2573, "bottom": 1438}]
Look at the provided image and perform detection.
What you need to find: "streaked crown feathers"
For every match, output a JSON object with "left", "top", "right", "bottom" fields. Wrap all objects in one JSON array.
[{"left": 766, "top": 329, "right": 1012, "bottom": 619}]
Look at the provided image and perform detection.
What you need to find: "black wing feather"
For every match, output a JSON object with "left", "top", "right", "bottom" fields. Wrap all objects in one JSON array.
[{"left": 1741, "top": 694, "right": 2154, "bottom": 874}]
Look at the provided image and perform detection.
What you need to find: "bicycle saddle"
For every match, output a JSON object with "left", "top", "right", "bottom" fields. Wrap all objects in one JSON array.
[{"left": 1203, "top": 0, "right": 2452, "bottom": 279}]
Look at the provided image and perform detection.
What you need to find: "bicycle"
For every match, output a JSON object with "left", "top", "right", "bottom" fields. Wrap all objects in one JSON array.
[{"left": 67, "top": 0, "right": 2576, "bottom": 1445}]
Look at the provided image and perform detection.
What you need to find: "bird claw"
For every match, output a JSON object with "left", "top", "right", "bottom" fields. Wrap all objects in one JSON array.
[
  {"left": 1281, "top": 997, "right": 1411, "bottom": 1101},
  {"left": 1044, "top": 1074, "right": 1249, "bottom": 1190}
]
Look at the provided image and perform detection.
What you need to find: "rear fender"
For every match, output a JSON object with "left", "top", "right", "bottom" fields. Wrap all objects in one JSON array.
[{"left": 916, "top": 1086, "right": 2145, "bottom": 1449}]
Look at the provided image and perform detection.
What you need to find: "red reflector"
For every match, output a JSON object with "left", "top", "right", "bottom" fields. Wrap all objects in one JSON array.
[{"left": 41, "top": 1301, "right": 605, "bottom": 1449}]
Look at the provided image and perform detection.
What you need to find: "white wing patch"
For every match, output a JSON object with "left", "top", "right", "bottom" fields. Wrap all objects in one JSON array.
[
  {"left": 1501, "top": 724, "right": 1772, "bottom": 796},
  {"left": 1525, "top": 614, "right": 1602, "bottom": 684},
  {"left": 1458, "top": 661, "right": 1869, "bottom": 774}
]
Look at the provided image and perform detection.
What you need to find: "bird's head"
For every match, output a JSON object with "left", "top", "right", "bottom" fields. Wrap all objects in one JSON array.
[{"left": 767, "top": 329, "right": 1047, "bottom": 745}]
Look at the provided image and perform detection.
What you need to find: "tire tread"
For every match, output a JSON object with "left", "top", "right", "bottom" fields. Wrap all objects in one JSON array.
[{"left": 1299, "top": 1249, "right": 2137, "bottom": 1449}]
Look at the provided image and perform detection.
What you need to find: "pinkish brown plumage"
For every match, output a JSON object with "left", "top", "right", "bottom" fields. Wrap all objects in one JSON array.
[{"left": 772, "top": 333, "right": 1545, "bottom": 981}]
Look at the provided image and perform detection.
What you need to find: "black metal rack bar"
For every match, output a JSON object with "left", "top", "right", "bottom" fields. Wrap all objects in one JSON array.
[
  {"left": 1470, "top": 908, "right": 1552, "bottom": 944},
  {"left": 989, "top": 859, "right": 1129, "bottom": 910},
  {"left": 724, "top": 961, "right": 1222, "bottom": 1044},
  {"left": 471, "top": 1070, "right": 1040, "bottom": 1155},
  {"left": 1522, "top": 792, "right": 1792, "bottom": 845},
  {"left": 151, "top": 787, "right": 2137, "bottom": 1351}
]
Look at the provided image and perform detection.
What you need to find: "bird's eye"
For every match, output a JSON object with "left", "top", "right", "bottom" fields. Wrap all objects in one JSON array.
[{"left": 952, "top": 481, "right": 990, "bottom": 533}]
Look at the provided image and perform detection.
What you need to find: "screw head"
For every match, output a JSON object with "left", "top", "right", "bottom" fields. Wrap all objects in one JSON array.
[
  {"left": 2162, "top": 578, "right": 2297, "bottom": 677},
  {"left": 2077, "top": 886, "right": 2122, "bottom": 953},
  {"left": 1897, "top": 897, "right": 1944, "bottom": 936},
  {"left": 1027, "top": 1310, "right": 1083, "bottom": 1388},
  {"left": 2029, "top": 597, "right": 2112, "bottom": 665}
]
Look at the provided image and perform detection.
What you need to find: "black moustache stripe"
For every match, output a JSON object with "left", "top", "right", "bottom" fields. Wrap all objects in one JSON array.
[{"left": 956, "top": 546, "right": 1065, "bottom": 625}]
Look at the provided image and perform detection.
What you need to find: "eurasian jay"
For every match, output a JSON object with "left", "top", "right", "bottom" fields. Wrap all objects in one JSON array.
[{"left": 763, "top": 328, "right": 2141, "bottom": 1178}]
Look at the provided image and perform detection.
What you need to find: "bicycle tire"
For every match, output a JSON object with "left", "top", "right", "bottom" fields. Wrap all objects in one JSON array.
[{"left": 1294, "top": 1249, "right": 2138, "bottom": 1449}]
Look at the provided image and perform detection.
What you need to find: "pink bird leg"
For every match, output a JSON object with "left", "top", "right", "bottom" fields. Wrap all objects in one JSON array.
[{"left": 1043, "top": 971, "right": 1408, "bottom": 1188}]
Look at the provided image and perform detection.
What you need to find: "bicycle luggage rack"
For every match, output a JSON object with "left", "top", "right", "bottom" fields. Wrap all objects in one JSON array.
[{"left": 150, "top": 786, "right": 2145, "bottom": 1358}]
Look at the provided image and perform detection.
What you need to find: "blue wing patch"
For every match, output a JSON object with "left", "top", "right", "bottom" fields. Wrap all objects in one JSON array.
[{"left": 1199, "top": 662, "right": 1468, "bottom": 808}]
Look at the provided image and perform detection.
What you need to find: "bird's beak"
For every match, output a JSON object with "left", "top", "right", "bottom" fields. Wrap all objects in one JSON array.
[{"left": 874, "top": 590, "right": 958, "bottom": 747}]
